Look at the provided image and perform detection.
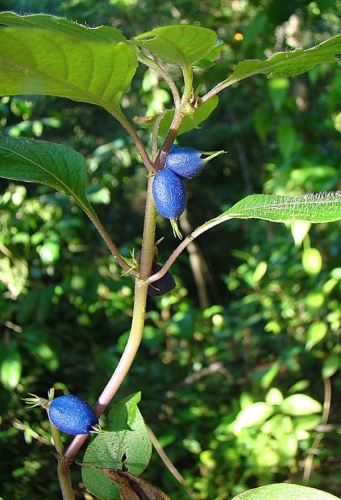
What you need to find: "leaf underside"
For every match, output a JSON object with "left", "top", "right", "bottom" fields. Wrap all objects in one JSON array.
[{"left": 225, "top": 192, "right": 341, "bottom": 224}]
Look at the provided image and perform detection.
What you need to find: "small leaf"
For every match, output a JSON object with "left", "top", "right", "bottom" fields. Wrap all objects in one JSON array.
[
  {"left": 134, "top": 96, "right": 219, "bottom": 138},
  {"left": 134, "top": 25, "right": 218, "bottom": 65},
  {"left": 231, "top": 483, "right": 340, "bottom": 500},
  {"left": 81, "top": 465, "right": 171, "bottom": 500},
  {"left": 0, "top": 256, "right": 28, "bottom": 298},
  {"left": 281, "top": 394, "right": 322, "bottom": 416},
  {"left": 81, "top": 392, "right": 152, "bottom": 500},
  {"left": 302, "top": 248, "right": 323, "bottom": 275},
  {"left": 305, "top": 321, "right": 328, "bottom": 350},
  {"left": 322, "top": 354, "right": 340, "bottom": 379},
  {"left": 0, "top": 136, "right": 96, "bottom": 217},
  {"left": 232, "top": 402, "right": 274, "bottom": 433},
  {"left": 0, "top": 348, "right": 22, "bottom": 390}
]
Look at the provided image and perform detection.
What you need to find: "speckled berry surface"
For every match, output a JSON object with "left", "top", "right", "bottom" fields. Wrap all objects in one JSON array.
[
  {"left": 165, "top": 145, "right": 204, "bottom": 179},
  {"left": 152, "top": 168, "right": 187, "bottom": 220},
  {"left": 49, "top": 395, "right": 98, "bottom": 435}
]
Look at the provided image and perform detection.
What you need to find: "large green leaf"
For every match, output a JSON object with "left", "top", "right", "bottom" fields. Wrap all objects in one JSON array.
[
  {"left": 0, "top": 135, "right": 96, "bottom": 217},
  {"left": 0, "top": 11, "right": 125, "bottom": 42},
  {"left": 134, "top": 25, "right": 218, "bottom": 65},
  {"left": 187, "top": 192, "right": 341, "bottom": 248},
  {"left": 212, "top": 34, "right": 341, "bottom": 91},
  {"left": 0, "top": 20, "right": 137, "bottom": 112},
  {"left": 81, "top": 392, "right": 152, "bottom": 500},
  {"left": 231, "top": 483, "right": 340, "bottom": 500}
]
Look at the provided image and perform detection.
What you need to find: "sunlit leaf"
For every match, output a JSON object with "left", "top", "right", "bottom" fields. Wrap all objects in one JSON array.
[
  {"left": 302, "top": 248, "right": 323, "bottom": 275},
  {"left": 0, "top": 256, "right": 28, "bottom": 298},
  {"left": 0, "top": 347, "right": 22, "bottom": 390},
  {"left": 281, "top": 394, "right": 322, "bottom": 416},
  {"left": 221, "top": 34, "right": 341, "bottom": 87},
  {"left": 225, "top": 192, "right": 341, "bottom": 223},
  {"left": 322, "top": 354, "right": 340, "bottom": 379},
  {"left": 231, "top": 483, "right": 340, "bottom": 500},
  {"left": 0, "top": 21, "right": 137, "bottom": 113},
  {"left": 305, "top": 321, "right": 328, "bottom": 350},
  {"left": 134, "top": 25, "right": 218, "bottom": 65},
  {"left": 189, "top": 192, "right": 341, "bottom": 247},
  {"left": 0, "top": 11, "right": 126, "bottom": 42},
  {"left": 232, "top": 402, "right": 274, "bottom": 434}
]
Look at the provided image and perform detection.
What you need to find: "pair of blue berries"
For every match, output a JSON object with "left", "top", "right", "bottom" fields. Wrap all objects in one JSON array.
[
  {"left": 152, "top": 145, "right": 223, "bottom": 237},
  {"left": 152, "top": 145, "right": 204, "bottom": 223}
]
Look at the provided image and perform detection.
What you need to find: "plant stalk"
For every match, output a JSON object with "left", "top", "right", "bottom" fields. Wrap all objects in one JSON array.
[{"left": 63, "top": 176, "right": 157, "bottom": 461}]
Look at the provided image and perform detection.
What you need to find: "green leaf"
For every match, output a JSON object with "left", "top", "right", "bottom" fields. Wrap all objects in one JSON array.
[
  {"left": 0, "top": 11, "right": 126, "bottom": 42},
  {"left": 322, "top": 354, "right": 340, "bottom": 379},
  {"left": 134, "top": 25, "right": 218, "bottom": 65},
  {"left": 190, "top": 192, "right": 341, "bottom": 246},
  {"left": 221, "top": 34, "right": 341, "bottom": 87},
  {"left": 0, "top": 135, "right": 96, "bottom": 217},
  {"left": 305, "top": 321, "right": 328, "bottom": 350},
  {"left": 302, "top": 248, "right": 323, "bottom": 275},
  {"left": 222, "top": 192, "right": 341, "bottom": 224},
  {"left": 231, "top": 483, "right": 340, "bottom": 500},
  {"left": 135, "top": 96, "right": 219, "bottom": 138},
  {"left": 0, "top": 23, "right": 137, "bottom": 113},
  {"left": 231, "top": 402, "right": 274, "bottom": 434},
  {"left": 281, "top": 394, "right": 322, "bottom": 416},
  {"left": 0, "top": 256, "right": 28, "bottom": 299},
  {"left": 81, "top": 392, "right": 152, "bottom": 500},
  {"left": 0, "top": 347, "right": 22, "bottom": 390}
]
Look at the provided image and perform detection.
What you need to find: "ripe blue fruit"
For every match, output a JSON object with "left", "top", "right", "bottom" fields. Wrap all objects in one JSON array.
[
  {"left": 165, "top": 145, "right": 204, "bottom": 179},
  {"left": 165, "top": 145, "right": 226, "bottom": 179},
  {"left": 48, "top": 395, "right": 98, "bottom": 435},
  {"left": 152, "top": 167, "right": 187, "bottom": 227},
  {"left": 148, "top": 264, "right": 176, "bottom": 297}
]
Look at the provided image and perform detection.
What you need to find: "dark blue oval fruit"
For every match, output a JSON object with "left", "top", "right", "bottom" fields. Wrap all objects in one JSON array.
[
  {"left": 148, "top": 264, "right": 176, "bottom": 296},
  {"left": 152, "top": 168, "right": 187, "bottom": 220},
  {"left": 48, "top": 395, "right": 98, "bottom": 435},
  {"left": 165, "top": 145, "right": 204, "bottom": 179}
]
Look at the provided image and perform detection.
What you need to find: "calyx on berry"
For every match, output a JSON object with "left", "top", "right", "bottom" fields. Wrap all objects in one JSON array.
[{"left": 165, "top": 145, "right": 225, "bottom": 179}]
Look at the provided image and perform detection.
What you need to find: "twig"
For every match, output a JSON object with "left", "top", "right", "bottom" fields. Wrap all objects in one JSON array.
[
  {"left": 147, "top": 425, "right": 197, "bottom": 500},
  {"left": 303, "top": 376, "right": 332, "bottom": 482}
]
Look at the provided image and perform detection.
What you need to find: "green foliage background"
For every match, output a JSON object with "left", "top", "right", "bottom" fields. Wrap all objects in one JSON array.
[{"left": 0, "top": 0, "right": 340, "bottom": 498}]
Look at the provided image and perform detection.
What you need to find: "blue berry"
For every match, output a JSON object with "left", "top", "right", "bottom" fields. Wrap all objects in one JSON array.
[
  {"left": 152, "top": 169, "right": 187, "bottom": 220},
  {"left": 148, "top": 264, "right": 176, "bottom": 296},
  {"left": 48, "top": 395, "right": 98, "bottom": 435},
  {"left": 165, "top": 145, "right": 204, "bottom": 179}
]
